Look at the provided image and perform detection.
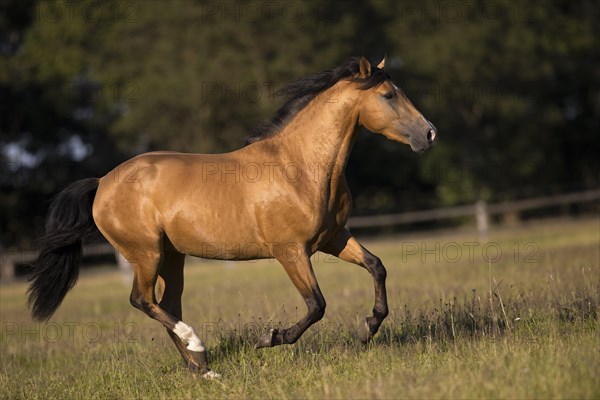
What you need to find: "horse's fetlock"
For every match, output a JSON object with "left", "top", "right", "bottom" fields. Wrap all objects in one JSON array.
[
  {"left": 374, "top": 306, "right": 389, "bottom": 320},
  {"left": 312, "top": 299, "right": 326, "bottom": 320},
  {"left": 282, "top": 329, "right": 299, "bottom": 344}
]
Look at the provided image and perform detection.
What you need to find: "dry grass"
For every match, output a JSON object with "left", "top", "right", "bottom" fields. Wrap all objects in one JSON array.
[{"left": 1, "top": 216, "right": 598, "bottom": 399}]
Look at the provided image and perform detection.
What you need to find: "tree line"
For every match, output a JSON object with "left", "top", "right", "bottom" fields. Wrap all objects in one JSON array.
[{"left": 1, "top": 0, "right": 598, "bottom": 249}]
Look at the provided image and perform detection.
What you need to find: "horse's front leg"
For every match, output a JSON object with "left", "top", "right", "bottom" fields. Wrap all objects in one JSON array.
[
  {"left": 256, "top": 247, "right": 326, "bottom": 348},
  {"left": 321, "top": 229, "right": 389, "bottom": 343}
]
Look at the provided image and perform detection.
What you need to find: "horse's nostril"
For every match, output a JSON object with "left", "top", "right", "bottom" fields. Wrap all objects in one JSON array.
[{"left": 427, "top": 129, "right": 436, "bottom": 143}]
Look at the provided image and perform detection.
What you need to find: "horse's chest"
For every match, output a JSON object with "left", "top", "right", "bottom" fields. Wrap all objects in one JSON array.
[
  {"left": 328, "top": 188, "right": 352, "bottom": 226},
  {"left": 305, "top": 185, "right": 352, "bottom": 248}
]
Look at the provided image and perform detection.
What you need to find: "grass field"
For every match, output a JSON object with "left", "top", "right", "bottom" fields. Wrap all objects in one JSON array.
[{"left": 1, "top": 217, "right": 599, "bottom": 399}]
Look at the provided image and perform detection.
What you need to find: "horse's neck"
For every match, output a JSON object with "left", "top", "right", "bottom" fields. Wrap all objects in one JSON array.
[{"left": 274, "top": 88, "right": 359, "bottom": 186}]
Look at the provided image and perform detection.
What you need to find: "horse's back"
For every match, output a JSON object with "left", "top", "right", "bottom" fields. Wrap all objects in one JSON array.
[
  {"left": 92, "top": 151, "right": 270, "bottom": 257},
  {"left": 91, "top": 147, "right": 350, "bottom": 259}
]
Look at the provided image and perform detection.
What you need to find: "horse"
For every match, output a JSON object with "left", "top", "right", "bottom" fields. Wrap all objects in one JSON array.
[{"left": 27, "top": 56, "right": 437, "bottom": 378}]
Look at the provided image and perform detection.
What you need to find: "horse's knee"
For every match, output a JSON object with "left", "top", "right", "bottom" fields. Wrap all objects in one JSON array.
[
  {"left": 367, "top": 255, "right": 387, "bottom": 282},
  {"left": 374, "top": 264, "right": 387, "bottom": 283}
]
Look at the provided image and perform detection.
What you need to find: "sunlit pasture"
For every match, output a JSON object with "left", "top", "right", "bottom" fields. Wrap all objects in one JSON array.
[{"left": 1, "top": 217, "right": 598, "bottom": 399}]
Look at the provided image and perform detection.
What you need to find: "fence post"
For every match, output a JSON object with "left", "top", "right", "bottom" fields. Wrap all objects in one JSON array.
[
  {"left": 115, "top": 248, "right": 133, "bottom": 284},
  {"left": 0, "top": 259, "right": 15, "bottom": 282},
  {"left": 0, "top": 245, "right": 15, "bottom": 282},
  {"left": 475, "top": 200, "right": 489, "bottom": 241},
  {"left": 115, "top": 248, "right": 132, "bottom": 272}
]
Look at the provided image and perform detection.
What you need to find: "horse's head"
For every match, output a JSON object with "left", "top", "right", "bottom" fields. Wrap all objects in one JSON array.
[{"left": 355, "top": 57, "right": 437, "bottom": 152}]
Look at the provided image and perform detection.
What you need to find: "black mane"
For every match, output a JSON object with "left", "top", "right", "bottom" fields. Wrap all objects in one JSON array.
[{"left": 246, "top": 56, "right": 389, "bottom": 144}]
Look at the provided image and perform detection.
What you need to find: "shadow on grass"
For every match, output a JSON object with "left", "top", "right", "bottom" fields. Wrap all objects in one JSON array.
[
  {"left": 207, "top": 285, "right": 599, "bottom": 363},
  {"left": 376, "top": 286, "right": 598, "bottom": 346},
  {"left": 206, "top": 320, "right": 366, "bottom": 364}
]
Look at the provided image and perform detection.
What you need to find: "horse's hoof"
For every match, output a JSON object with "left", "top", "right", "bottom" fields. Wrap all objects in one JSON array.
[
  {"left": 202, "top": 370, "right": 221, "bottom": 380},
  {"left": 255, "top": 328, "right": 277, "bottom": 349},
  {"left": 357, "top": 318, "right": 371, "bottom": 344}
]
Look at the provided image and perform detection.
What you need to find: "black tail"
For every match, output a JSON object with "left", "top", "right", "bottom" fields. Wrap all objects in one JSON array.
[{"left": 27, "top": 178, "right": 100, "bottom": 321}]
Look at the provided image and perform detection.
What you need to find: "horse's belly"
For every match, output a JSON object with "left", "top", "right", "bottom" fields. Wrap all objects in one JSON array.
[
  {"left": 187, "top": 242, "right": 272, "bottom": 261},
  {"left": 162, "top": 207, "right": 272, "bottom": 260}
]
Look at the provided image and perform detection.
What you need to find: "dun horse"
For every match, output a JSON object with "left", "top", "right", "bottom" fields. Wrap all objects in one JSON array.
[{"left": 28, "top": 56, "right": 437, "bottom": 378}]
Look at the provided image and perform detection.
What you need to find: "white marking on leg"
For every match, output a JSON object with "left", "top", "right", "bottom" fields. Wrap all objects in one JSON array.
[
  {"left": 173, "top": 321, "right": 205, "bottom": 352},
  {"left": 202, "top": 370, "right": 221, "bottom": 380}
]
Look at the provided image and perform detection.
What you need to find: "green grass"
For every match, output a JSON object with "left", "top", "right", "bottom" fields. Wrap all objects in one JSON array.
[{"left": 1, "top": 217, "right": 599, "bottom": 399}]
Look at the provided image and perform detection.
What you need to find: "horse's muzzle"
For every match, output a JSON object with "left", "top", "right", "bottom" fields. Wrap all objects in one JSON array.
[
  {"left": 410, "top": 127, "right": 437, "bottom": 152},
  {"left": 427, "top": 128, "right": 436, "bottom": 145}
]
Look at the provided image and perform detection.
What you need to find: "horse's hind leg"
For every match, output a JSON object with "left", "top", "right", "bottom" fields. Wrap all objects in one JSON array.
[
  {"left": 256, "top": 247, "right": 326, "bottom": 348},
  {"left": 128, "top": 245, "right": 217, "bottom": 377},
  {"left": 157, "top": 252, "right": 199, "bottom": 372}
]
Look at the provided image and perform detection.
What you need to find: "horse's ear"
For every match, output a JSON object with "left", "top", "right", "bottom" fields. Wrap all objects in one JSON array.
[
  {"left": 358, "top": 57, "right": 371, "bottom": 78},
  {"left": 377, "top": 55, "right": 386, "bottom": 70}
]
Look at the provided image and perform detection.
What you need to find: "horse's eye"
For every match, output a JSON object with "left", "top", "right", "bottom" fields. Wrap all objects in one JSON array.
[{"left": 383, "top": 91, "right": 395, "bottom": 100}]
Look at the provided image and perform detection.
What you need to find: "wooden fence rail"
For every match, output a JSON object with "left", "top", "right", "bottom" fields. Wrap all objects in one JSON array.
[
  {"left": 1, "top": 189, "right": 598, "bottom": 282},
  {"left": 348, "top": 189, "right": 600, "bottom": 229}
]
